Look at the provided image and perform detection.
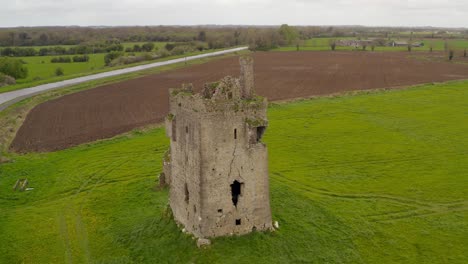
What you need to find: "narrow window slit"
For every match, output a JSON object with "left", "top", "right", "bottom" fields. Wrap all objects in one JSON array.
[
  {"left": 171, "top": 117, "right": 177, "bottom": 142},
  {"left": 184, "top": 183, "right": 189, "bottom": 203}
]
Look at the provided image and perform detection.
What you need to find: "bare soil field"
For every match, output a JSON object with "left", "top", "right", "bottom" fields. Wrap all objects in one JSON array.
[{"left": 10, "top": 51, "right": 468, "bottom": 152}]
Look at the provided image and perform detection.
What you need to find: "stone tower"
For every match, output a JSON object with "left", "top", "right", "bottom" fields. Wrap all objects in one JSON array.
[{"left": 161, "top": 56, "right": 272, "bottom": 238}]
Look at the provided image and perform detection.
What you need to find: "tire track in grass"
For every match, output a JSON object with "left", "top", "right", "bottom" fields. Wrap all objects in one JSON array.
[
  {"left": 56, "top": 158, "right": 131, "bottom": 263},
  {"left": 271, "top": 172, "right": 468, "bottom": 223},
  {"left": 279, "top": 150, "right": 467, "bottom": 172}
]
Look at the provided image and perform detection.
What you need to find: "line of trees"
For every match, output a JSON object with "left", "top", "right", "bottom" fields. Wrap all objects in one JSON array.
[
  {"left": 124, "top": 42, "right": 155, "bottom": 53},
  {"left": 0, "top": 41, "right": 124, "bottom": 57},
  {"left": 2, "top": 26, "right": 467, "bottom": 48},
  {"left": 51, "top": 55, "right": 89, "bottom": 63},
  {"left": 105, "top": 42, "right": 207, "bottom": 66}
]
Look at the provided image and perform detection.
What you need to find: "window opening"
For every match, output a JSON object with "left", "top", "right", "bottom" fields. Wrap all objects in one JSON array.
[
  {"left": 256, "top": 126, "right": 266, "bottom": 142},
  {"left": 231, "top": 180, "right": 242, "bottom": 207},
  {"left": 171, "top": 117, "right": 177, "bottom": 142},
  {"left": 184, "top": 183, "right": 189, "bottom": 203}
]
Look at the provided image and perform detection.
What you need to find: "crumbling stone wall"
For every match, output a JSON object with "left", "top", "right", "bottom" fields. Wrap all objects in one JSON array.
[{"left": 162, "top": 56, "right": 272, "bottom": 238}]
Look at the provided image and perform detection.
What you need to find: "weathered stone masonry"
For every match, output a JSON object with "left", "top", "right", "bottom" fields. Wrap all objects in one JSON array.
[{"left": 161, "top": 56, "right": 273, "bottom": 238}]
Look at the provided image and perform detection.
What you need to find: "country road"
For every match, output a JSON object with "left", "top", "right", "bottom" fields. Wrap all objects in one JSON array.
[{"left": 0, "top": 46, "right": 248, "bottom": 111}]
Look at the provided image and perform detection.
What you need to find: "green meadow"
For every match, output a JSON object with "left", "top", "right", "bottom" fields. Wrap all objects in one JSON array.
[
  {"left": 275, "top": 38, "right": 468, "bottom": 52},
  {"left": 0, "top": 46, "right": 231, "bottom": 94},
  {"left": 0, "top": 81, "right": 467, "bottom": 263}
]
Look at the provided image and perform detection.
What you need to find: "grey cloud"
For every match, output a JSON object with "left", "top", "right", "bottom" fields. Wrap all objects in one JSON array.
[{"left": 0, "top": 0, "right": 467, "bottom": 27}]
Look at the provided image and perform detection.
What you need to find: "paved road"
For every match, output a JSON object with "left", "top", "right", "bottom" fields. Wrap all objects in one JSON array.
[{"left": 0, "top": 47, "right": 248, "bottom": 111}]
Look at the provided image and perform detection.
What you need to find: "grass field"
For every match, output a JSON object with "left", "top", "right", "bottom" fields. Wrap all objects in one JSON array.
[
  {"left": 275, "top": 38, "right": 468, "bottom": 52},
  {"left": 0, "top": 46, "right": 235, "bottom": 94},
  {"left": 0, "top": 81, "right": 467, "bottom": 263}
]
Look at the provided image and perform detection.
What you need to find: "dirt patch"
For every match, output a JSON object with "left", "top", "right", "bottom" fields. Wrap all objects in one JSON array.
[{"left": 10, "top": 51, "right": 468, "bottom": 152}]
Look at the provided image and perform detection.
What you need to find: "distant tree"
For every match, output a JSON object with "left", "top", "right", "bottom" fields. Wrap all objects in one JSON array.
[
  {"left": 55, "top": 67, "right": 64, "bottom": 76},
  {"left": 233, "top": 30, "right": 241, "bottom": 46},
  {"left": 105, "top": 44, "right": 124, "bottom": 52},
  {"left": 104, "top": 51, "right": 124, "bottom": 65},
  {"left": 362, "top": 44, "right": 367, "bottom": 51},
  {"left": 17, "top": 32, "right": 30, "bottom": 45},
  {"left": 51, "top": 56, "right": 72, "bottom": 63},
  {"left": 198, "top": 31, "right": 206, "bottom": 42},
  {"left": 0, "top": 47, "right": 14, "bottom": 56},
  {"left": 38, "top": 33, "right": 49, "bottom": 45},
  {"left": 141, "top": 42, "right": 155, "bottom": 52},
  {"left": 52, "top": 46, "right": 67, "bottom": 55},
  {"left": 449, "top": 50, "right": 454, "bottom": 61},
  {"left": 279, "top": 24, "right": 298, "bottom": 45},
  {"left": 329, "top": 39, "right": 336, "bottom": 51},
  {"left": 407, "top": 44, "right": 412, "bottom": 52},
  {"left": 133, "top": 44, "right": 142, "bottom": 52},
  {"left": 0, "top": 57, "right": 28, "bottom": 79},
  {"left": 464, "top": 48, "right": 467, "bottom": 58},
  {"left": 371, "top": 44, "right": 375, "bottom": 51},
  {"left": 39, "top": 48, "right": 49, "bottom": 56},
  {"left": 165, "top": 43, "right": 176, "bottom": 51},
  {"left": 72, "top": 55, "right": 89, "bottom": 62}
]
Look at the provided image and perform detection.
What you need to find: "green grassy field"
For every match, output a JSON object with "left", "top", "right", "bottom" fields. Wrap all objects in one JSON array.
[
  {"left": 1, "top": 81, "right": 467, "bottom": 263},
  {"left": 275, "top": 38, "right": 468, "bottom": 52},
  {"left": 0, "top": 46, "right": 233, "bottom": 94},
  {"left": 14, "top": 53, "right": 107, "bottom": 83}
]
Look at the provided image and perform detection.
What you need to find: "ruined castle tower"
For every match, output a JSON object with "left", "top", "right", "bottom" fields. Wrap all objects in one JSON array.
[{"left": 161, "top": 56, "right": 272, "bottom": 238}]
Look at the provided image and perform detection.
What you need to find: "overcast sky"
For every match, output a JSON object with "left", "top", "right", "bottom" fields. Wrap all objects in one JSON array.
[{"left": 1, "top": 0, "right": 467, "bottom": 28}]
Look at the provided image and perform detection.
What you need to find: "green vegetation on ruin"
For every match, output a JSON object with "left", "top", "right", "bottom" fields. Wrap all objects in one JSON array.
[{"left": 0, "top": 81, "right": 467, "bottom": 263}]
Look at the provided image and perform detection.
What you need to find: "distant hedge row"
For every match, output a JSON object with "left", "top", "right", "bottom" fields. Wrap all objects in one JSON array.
[
  {"left": 50, "top": 55, "right": 89, "bottom": 63},
  {"left": 0, "top": 44, "right": 123, "bottom": 57}
]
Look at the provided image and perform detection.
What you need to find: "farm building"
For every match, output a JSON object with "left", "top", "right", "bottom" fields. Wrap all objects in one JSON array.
[
  {"left": 336, "top": 39, "right": 374, "bottom": 48},
  {"left": 390, "top": 41, "right": 424, "bottom": 47}
]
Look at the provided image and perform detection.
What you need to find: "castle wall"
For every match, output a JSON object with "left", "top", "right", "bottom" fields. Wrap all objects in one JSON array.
[
  {"left": 198, "top": 109, "right": 272, "bottom": 237},
  {"left": 164, "top": 56, "right": 272, "bottom": 238},
  {"left": 167, "top": 101, "right": 203, "bottom": 237}
]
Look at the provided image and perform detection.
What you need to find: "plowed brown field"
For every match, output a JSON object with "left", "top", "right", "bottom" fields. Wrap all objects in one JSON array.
[{"left": 11, "top": 51, "right": 468, "bottom": 152}]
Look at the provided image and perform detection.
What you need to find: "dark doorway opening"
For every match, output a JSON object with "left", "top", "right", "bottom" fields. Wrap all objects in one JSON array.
[{"left": 231, "top": 180, "right": 242, "bottom": 207}]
